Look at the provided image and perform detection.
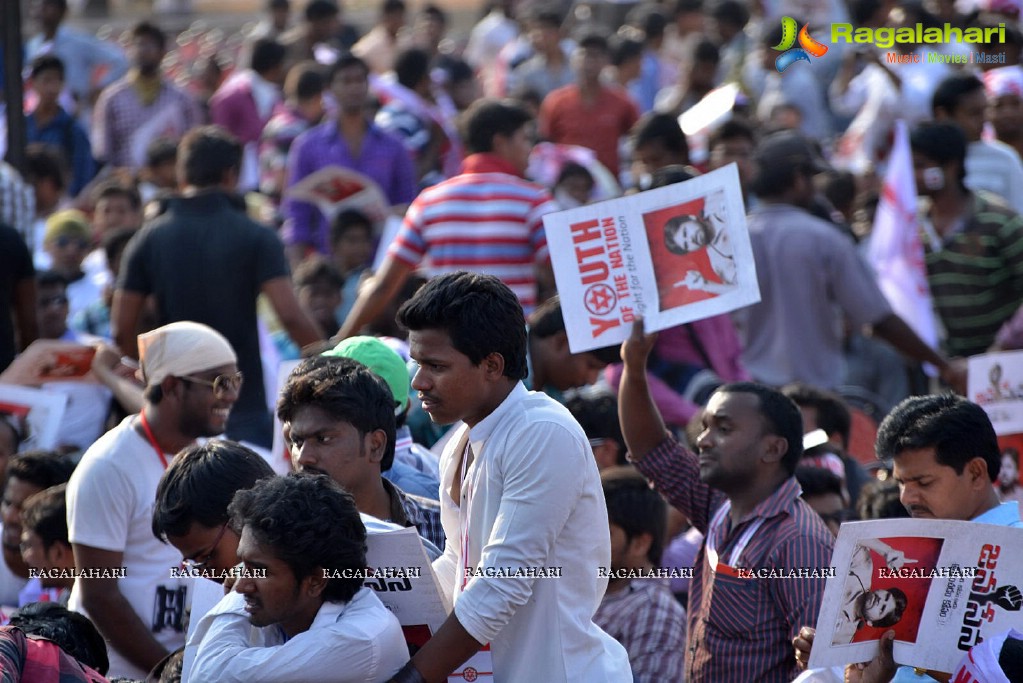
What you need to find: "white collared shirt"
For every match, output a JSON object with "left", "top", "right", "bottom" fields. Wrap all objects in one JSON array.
[
  {"left": 433, "top": 382, "right": 632, "bottom": 682},
  {"left": 189, "top": 587, "right": 408, "bottom": 682}
]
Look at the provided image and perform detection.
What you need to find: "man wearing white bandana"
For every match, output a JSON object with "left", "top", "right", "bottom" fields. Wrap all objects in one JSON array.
[{"left": 67, "top": 321, "right": 241, "bottom": 679}]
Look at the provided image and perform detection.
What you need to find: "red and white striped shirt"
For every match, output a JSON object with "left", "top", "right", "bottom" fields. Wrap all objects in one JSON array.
[{"left": 387, "top": 153, "right": 556, "bottom": 312}]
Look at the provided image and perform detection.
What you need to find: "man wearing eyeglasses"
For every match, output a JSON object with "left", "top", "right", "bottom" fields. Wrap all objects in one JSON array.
[{"left": 66, "top": 321, "right": 242, "bottom": 679}]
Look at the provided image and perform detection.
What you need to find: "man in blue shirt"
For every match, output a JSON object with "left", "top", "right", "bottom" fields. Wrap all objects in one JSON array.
[{"left": 795, "top": 394, "right": 1022, "bottom": 682}]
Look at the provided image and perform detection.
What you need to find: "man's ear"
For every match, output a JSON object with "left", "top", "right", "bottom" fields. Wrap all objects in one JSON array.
[
  {"left": 365, "top": 429, "right": 387, "bottom": 464},
  {"left": 481, "top": 351, "right": 506, "bottom": 380},
  {"left": 553, "top": 330, "right": 571, "bottom": 356},
  {"left": 760, "top": 434, "right": 788, "bottom": 466},
  {"left": 627, "top": 532, "right": 653, "bottom": 564},
  {"left": 304, "top": 567, "right": 329, "bottom": 598},
  {"left": 967, "top": 456, "right": 992, "bottom": 487}
]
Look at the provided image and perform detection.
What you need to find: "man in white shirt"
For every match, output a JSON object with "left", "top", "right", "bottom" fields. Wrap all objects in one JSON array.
[
  {"left": 67, "top": 321, "right": 242, "bottom": 678},
  {"left": 191, "top": 473, "right": 409, "bottom": 682},
  {"left": 390, "top": 271, "right": 631, "bottom": 682}
]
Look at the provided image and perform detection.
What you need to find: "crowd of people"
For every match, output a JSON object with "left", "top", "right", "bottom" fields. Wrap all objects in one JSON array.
[{"left": 1, "top": 0, "right": 1023, "bottom": 679}]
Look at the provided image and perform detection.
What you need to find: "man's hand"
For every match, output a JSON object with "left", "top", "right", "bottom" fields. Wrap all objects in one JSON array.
[
  {"left": 793, "top": 625, "right": 815, "bottom": 671},
  {"left": 621, "top": 318, "right": 657, "bottom": 372},
  {"left": 845, "top": 630, "right": 896, "bottom": 683},
  {"left": 880, "top": 549, "right": 916, "bottom": 572},
  {"left": 938, "top": 358, "right": 967, "bottom": 395}
]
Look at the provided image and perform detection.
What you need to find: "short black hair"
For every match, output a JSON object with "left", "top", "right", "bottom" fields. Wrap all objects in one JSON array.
[
  {"left": 782, "top": 383, "right": 852, "bottom": 449},
  {"left": 795, "top": 465, "right": 844, "bottom": 499},
  {"left": 24, "top": 144, "right": 67, "bottom": 192},
  {"left": 178, "top": 125, "right": 243, "bottom": 188},
  {"left": 716, "top": 382, "right": 804, "bottom": 474},
  {"left": 910, "top": 121, "right": 968, "bottom": 188},
  {"left": 576, "top": 30, "right": 610, "bottom": 52},
  {"left": 131, "top": 21, "right": 166, "bottom": 50},
  {"left": 382, "top": 0, "right": 406, "bottom": 14},
  {"left": 328, "top": 52, "right": 369, "bottom": 82},
  {"left": 144, "top": 138, "right": 178, "bottom": 170},
  {"left": 152, "top": 440, "right": 274, "bottom": 541},
  {"left": 94, "top": 180, "right": 143, "bottom": 211},
  {"left": 330, "top": 208, "right": 373, "bottom": 245},
  {"left": 609, "top": 35, "right": 644, "bottom": 67},
  {"left": 601, "top": 466, "right": 666, "bottom": 564},
  {"left": 460, "top": 99, "right": 532, "bottom": 154},
  {"left": 529, "top": 296, "right": 619, "bottom": 364},
  {"left": 21, "top": 484, "right": 69, "bottom": 550},
  {"left": 876, "top": 394, "right": 1000, "bottom": 481},
  {"left": 287, "top": 62, "right": 326, "bottom": 100},
  {"left": 932, "top": 72, "right": 984, "bottom": 117},
  {"left": 525, "top": 7, "right": 562, "bottom": 28},
  {"left": 305, "top": 0, "right": 339, "bottom": 22},
  {"left": 293, "top": 254, "right": 344, "bottom": 289},
  {"left": 250, "top": 38, "right": 287, "bottom": 75},
  {"left": 421, "top": 4, "right": 446, "bottom": 24},
  {"left": 554, "top": 162, "right": 593, "bottom": 189},
  {"left": 7, "top": 451, "right": 75, "bottom": 491},
  {"left": 709, "top": 117, "right": 756, "bottom": 149},
  {"left": 710, "top": 0, "right": 750, "bottom": 28},
  {"left": 631, "top": 112, "right": 690, "bottom": 164},
  {"left": 871, "top": 587, "right": 907, "bottom": 627},
  {"left": 102, "top": 228, "right": 136, "bottom": 266},
  {"left": 565, "top": 390, "right": 627, "bottom": 463},
  {"left": 857, "top": 478, "right": 909, "bottom": 520},
  {"left": 692, "top": 39, "right": 720, "bottom": 64},
  {"left": 229, "top": 473, "right": 367, "bottom": 603},
  {"left": 277, "top": 357, "right": 397, "bottom": 471},
  {"left": 30, "top": 54, "right": 64, "bottom": 80},
  {"left": 397, "top": 271, "right": 528, "bottom": 380},
  {"left": 394, "top": 48, "right": 432, "bottom": 90},
  {"left": 9, "top": 603, "right": 109, "bottom": 675},
  {"left": 36, "top": 270, "right": 70, "bottom": 291}
]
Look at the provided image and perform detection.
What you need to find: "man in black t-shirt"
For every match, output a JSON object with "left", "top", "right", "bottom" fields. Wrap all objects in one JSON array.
[
  {"left": 112, "top": 126, "right": 321, "bottom": 447},
  {"left": 0, "top": 225, "right": 38, "bottom": 373}
]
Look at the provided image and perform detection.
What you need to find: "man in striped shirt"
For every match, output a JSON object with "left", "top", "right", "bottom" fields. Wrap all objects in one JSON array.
[
  {"left": 619, "top": 319, "right": 835, "bottom": 683},
  {"left": 911, "top": 121, "right": 1023, "bottom": 358},
  {"left": 337, "top": 99, "right": 556, "bottom": 340}
]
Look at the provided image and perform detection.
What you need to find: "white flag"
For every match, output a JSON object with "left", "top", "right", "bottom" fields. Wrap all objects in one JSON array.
[{"left": 867, "top": 119, "right": 939, "bottom": 352}]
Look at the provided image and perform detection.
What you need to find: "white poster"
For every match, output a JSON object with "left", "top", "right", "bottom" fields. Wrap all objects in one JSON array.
[
  {"left": 544, "top": 164, "right": 759, "bottom": 354},
  {"left": 810, "top": 518, "right": 1023, "bottom": 675},
  {"left": 968, "top": 350, "right": 1023, "bottom": 436},
  {"left": 0, "top": 384, "right": 69, "bottom": 451}
]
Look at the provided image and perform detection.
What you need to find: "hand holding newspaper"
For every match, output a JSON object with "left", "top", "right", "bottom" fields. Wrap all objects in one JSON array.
[{"left": 809, "top": 518, "right": 1023, "bottom": 675}]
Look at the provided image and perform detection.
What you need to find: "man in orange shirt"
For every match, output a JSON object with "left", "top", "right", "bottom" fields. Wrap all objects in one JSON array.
[{"left": 539, "top": 32, "right": 639, "bottom": 176}]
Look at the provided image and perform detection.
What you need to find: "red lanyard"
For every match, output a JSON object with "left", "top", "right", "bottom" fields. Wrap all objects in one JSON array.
[{"left": 138, "top": 410, "right": 170, "bottom": 469}]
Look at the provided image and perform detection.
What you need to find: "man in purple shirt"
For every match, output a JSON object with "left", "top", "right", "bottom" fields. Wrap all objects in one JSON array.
[{"left": 283, "top": 54, "right": 416, "bottom": 262}]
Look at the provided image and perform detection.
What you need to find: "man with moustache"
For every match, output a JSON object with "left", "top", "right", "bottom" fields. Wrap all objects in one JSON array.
[
  {"left": 618, "top": 318, "right": 834, "bottom": 683},
  {"left": 66, "top": 322, "right": 242, "bottom": 679},
  {"left": 190, "top": 474, "right": 408, "bottom": 682},
  {"left": 390, "top": 272, "right": 630, "bottom": 683},
  {"left": 795, "top": 394, "right": 1023, "bottom": 682}
]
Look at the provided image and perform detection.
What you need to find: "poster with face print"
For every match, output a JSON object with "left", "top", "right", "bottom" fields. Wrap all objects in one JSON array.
[
  {"left": 544, "top": 163, "right": 760, "bottom": 354},
  {"left": 810, "top": 518, "right": 1023, "bottom": 674}
]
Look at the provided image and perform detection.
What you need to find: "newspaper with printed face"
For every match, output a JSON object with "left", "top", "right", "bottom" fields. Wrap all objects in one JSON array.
[
  {"left": 543, "top": 163, "right": 759, "bottom": 354},
  {"left": 809, "top": 518, "right": 1023, "bottom": 674}
]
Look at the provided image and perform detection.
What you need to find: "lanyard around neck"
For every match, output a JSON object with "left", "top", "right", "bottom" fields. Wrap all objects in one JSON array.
[{"left": 138, "top": 410, "right": 170, "bottom": 469}]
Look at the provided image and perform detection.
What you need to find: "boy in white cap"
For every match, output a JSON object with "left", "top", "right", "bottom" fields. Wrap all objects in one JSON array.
[{"left": 66, "top": 321, "right": 241, "bottom": 679}]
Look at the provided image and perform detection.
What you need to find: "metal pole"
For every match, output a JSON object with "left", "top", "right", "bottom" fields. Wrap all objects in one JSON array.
[{"left": 3, "top": 0, "right": 27, "bottom": 173}]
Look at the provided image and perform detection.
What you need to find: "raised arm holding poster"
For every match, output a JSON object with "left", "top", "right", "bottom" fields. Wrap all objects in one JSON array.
[
  {"left": 809, "top": 518, "right": 1023, "bottom": 674},
  {"left": 544, "top": 163, "right": 759, "bottom": 354}
]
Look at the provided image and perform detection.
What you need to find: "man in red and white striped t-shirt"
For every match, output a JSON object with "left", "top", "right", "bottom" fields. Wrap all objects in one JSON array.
[{"left": 337, "top": 99, "right": 557, "bottom": 339}]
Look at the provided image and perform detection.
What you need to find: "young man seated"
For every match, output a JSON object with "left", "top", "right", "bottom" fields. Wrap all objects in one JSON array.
[
  {"left": 189, "top": 473, "right": 409, "bottom": 682},
  {"left": 594, "top": 466, "right": 686, "bottom": 682},
  {"left": 19, "top": 484, "right": 74, "bottom": 605}
]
